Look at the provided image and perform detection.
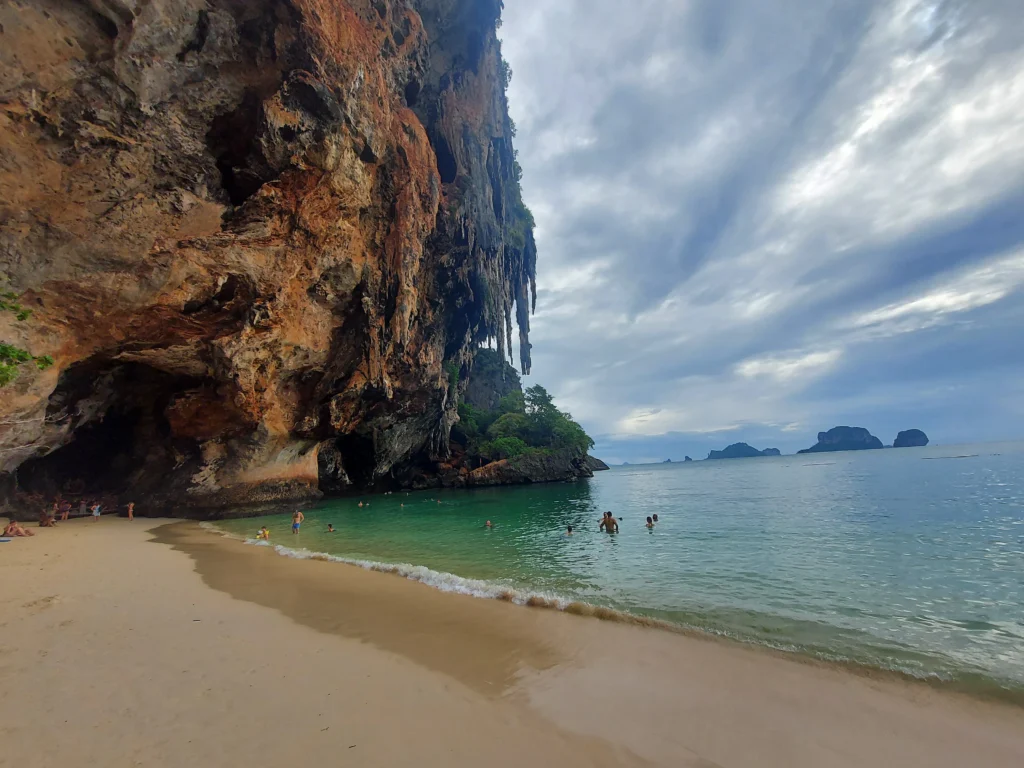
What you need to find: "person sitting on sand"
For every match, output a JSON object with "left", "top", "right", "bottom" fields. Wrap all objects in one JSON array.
[
  {"left": 599, "top": 512, "right": 619, "bottom": 533},
  {"left": 646, "top": 516, "right": 654, "bottom": 529},
  {"left": 4, "top": 519, "right": 34, "bottom": 537},
  {"left": 39, "top": 507, "right": 57, "bottom": 527},
  {"left": 327, "top": 524, "right": 335, "bottom": 533},
  {"left": 291, "top": 510, "right": 304, "bottom": 534}
]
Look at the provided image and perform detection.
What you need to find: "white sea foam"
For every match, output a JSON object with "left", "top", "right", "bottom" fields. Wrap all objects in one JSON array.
[{"left": 260, "top": 540, "right": 573, "bottom": 608}]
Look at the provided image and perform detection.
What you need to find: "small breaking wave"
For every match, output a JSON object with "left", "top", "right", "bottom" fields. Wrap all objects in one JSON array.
[{"left": 254, "top": 538, "right": 577, "bottom": 607}]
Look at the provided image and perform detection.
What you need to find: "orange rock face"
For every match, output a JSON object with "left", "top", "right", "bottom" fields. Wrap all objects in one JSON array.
[{"left": 0, "top": 0, "right": 534, "bottom": 514}]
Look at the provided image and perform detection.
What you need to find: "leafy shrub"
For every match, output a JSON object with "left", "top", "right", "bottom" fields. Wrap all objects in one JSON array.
[
  {"left": 0, "top": 279, "right": 53, "bottom": 387},
  {"left": 487, "top": 436, "right": 528, "bottom": 459}
]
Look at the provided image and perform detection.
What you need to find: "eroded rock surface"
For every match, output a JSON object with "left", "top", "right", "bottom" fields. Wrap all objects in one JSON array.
[{"left": 0, "top": 0, "right": 534, "bottom": 514}]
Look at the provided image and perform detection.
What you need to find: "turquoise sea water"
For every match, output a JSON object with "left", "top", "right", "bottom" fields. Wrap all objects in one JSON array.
[{"left": 215, "top": 442, "right": 1024, "bottom": 694}]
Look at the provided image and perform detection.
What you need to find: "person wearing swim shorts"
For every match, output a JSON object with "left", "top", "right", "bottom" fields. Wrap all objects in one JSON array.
[{"left": 292, "top": 510, "right": 304, "bottom": 534}]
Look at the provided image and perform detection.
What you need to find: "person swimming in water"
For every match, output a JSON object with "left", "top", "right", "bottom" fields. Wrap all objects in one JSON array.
[
  {"left": 485, "top": 520, "right": 493, "bottom": 529},
  {"left": 646, "top": 516, "right": 654, "bottom": 529},
  {"left": 599, "top": 512, "right": 619, "bottom": 533},
  {"left": 327, "top": 524, "right": 335, "bottom": 533},
  {"left": 566, "top": 525, "right": 573, "bottom": 536},
  {"left": 292, "top": 510, "right": 304, "bottom": 534},
  {"left": 652, "top": 514, "right": 659, "bottom": 523}
]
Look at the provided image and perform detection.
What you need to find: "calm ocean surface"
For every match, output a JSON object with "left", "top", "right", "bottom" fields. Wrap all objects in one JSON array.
[{"left": 216, "top": 442, "right": 1024, "bottom": 693}]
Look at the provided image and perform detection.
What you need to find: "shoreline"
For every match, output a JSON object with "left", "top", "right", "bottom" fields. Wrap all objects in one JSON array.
[
  {"left": 203, "top": 520, "right": 1024, "bottom": 708},
  {"left": 3, "top": 517, "right": 1023, "bottom": 767}
]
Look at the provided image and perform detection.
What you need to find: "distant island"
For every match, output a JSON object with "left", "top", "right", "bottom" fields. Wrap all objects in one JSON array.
[
  {"left": 894, "top": 429, "right": 929, "bottom": 448},
  {"left": 798, "top": 426, "right": 883, "bottom": 454},
  {"left": 707, "top": 442, "right": 781, "bottom": 460}
]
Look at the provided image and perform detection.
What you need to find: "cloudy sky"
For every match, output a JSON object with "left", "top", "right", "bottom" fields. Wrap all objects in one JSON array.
[{"left": 499, "top": 0, "right": 1024, "bottom": 464}]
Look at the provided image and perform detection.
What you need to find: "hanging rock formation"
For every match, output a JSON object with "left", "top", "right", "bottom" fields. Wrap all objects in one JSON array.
[{"left": 0, "top": 0, "right": 535, "bottom": 515}]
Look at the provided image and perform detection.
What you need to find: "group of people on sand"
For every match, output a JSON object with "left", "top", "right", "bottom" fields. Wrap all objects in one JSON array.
[{"left": 3, "top": 497, "right": 137, "bottom": 539}]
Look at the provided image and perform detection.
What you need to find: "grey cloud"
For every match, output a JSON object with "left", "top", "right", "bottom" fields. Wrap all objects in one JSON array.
[{"left": 500, "top": 0, "right": 1024, "bottom": 461}]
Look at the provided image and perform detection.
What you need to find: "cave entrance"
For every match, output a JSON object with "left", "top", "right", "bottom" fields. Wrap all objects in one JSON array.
[
  {"left": 317, "top": 433, "right": 379, "bottom": 495},
  {"left": 14, "top": 361, "right": 203, "bottom": 506}
]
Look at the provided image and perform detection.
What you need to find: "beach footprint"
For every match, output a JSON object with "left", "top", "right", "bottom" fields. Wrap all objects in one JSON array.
[{"left": 21, "top": 595, "right": 59, "bottom": 613}]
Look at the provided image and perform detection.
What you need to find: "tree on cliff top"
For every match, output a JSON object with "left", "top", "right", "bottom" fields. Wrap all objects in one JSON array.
[{"left": 454, "top": 384, "right": 593, "bottom": 462}]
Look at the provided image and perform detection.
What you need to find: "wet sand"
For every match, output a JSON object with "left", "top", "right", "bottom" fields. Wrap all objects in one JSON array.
[{"left": 2, "top": 518, "right": 1023, "bottom": 767}]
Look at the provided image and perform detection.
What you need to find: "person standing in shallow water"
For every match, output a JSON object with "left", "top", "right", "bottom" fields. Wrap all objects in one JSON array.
[
  {"left": 292, "top": 510, "right": 304, "bottom": 534},
  {"left": 646, "top": 516, "right": 654, "bottom": 529},
  {"left": 599, "top": 512, "right": 618, "bottom": 533}
]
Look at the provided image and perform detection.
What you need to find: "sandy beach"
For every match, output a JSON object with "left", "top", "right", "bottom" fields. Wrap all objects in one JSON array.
[{"left": 2, "top": 517, "right": 1023, "bottom": 767}]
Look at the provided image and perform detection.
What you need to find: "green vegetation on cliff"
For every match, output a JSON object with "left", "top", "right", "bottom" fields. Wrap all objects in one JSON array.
[
  {"left": 454, "top": 383, "right": 593, "bottom": 463},
  {"left": 1, "top": 284, "right": 53, "bottom": 387}
]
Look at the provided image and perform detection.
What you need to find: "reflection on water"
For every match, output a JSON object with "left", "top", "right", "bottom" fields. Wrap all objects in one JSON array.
[{"left": 217, "top": 442, "right": 1024, "bottom": 691}]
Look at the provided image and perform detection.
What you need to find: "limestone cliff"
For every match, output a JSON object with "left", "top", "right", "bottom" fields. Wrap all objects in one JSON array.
[
  {"left": 463, "top": 346, "right": 519, "bottom": 411},
  {"left": 0, "top": 0, "right": 535, "bottom": 514}
]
